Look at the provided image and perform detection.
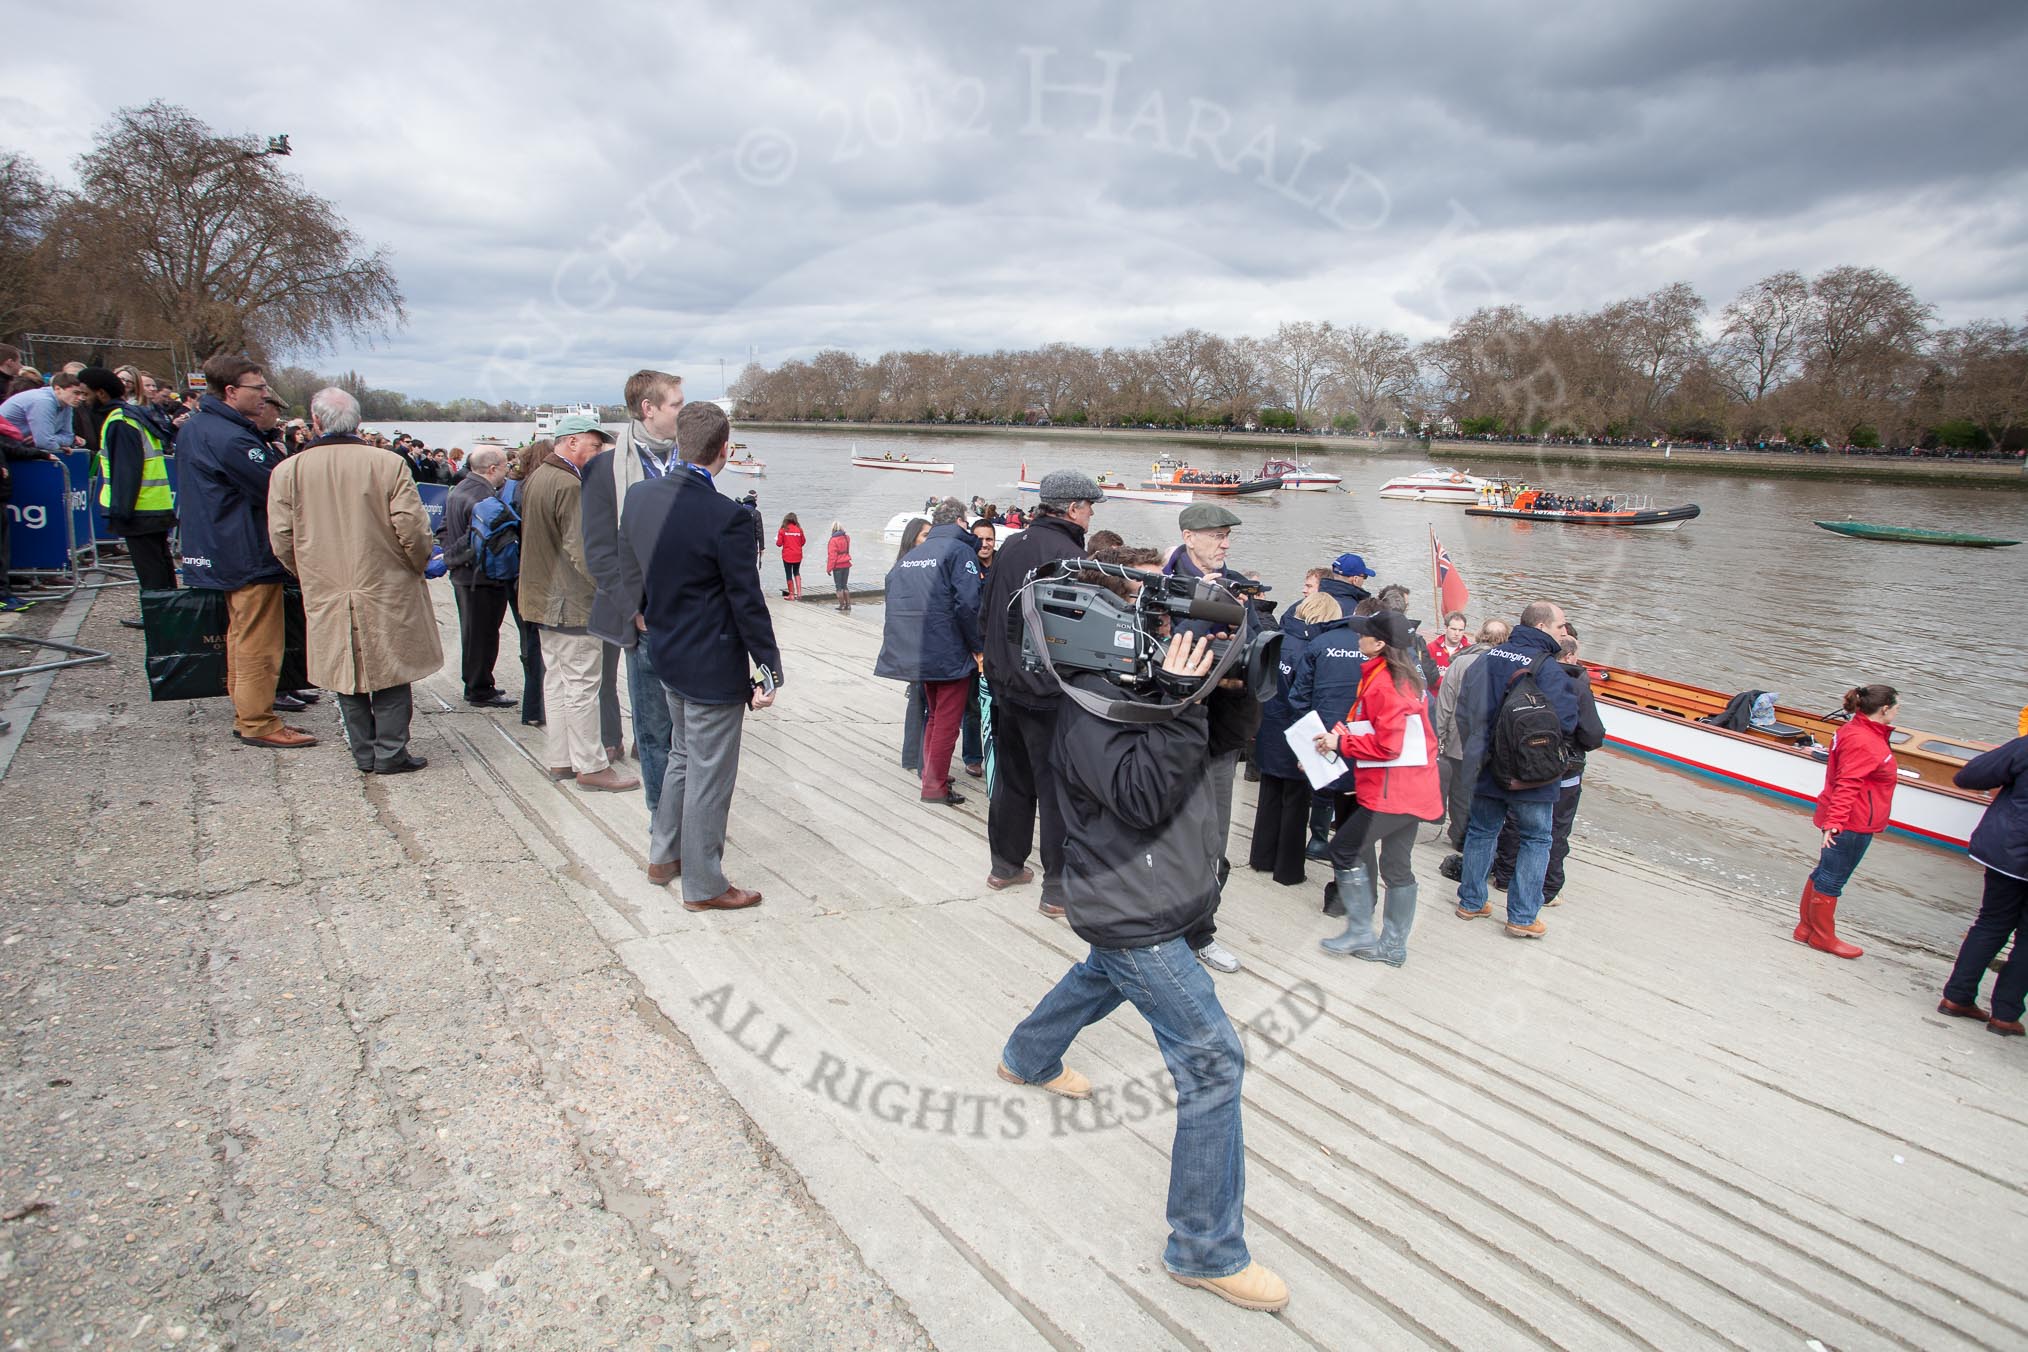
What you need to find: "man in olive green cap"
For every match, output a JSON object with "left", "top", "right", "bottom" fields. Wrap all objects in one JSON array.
[{"left": 1165, "top": 499, "right": 1252, "bottom": 974}]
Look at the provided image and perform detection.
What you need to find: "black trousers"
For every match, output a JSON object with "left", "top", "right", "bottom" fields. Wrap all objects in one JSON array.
[
  {"left": 1328, "top": 805, "right": 1421, "bottom": 887},
  {"left": 1248, "top": 774, "right": 1313, "bottom": 885},
  {"left": 1494, "top": 781, "right": 1583, "bottom": 901},
  {"left": 1943, "top": 868, "right": 2028, "bottom": 1024},
  {"left": 1443, "top": 757, "right": 1476, "bottom": 850},
  {"left": 987, "top": 698, "right": 1065, "bottom": 901},
  {"left": 510, "top": 591, "right": 544, "bottom": 725},
  {"left": 117, "top": 532, "right": 177, "bottom": 591},
  {"left": 451, "top": 579, "right": 510, "bottom": 701},
  {"left": 599, "top": 641, "right": 622, "bottom": 749}
]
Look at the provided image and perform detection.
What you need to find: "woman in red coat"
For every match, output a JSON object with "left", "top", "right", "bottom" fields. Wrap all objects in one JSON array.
[
  {"left": 1798, "top": 684, "right": 1900, "bottom": 959},
  {"left": 1312, "top": 610, "right": 1444, "bottom": 965},
  {"left": 825, "top": 521, "right": 852, "bottom": 612},
  {"left": 775, "top": 512, "right": 807, "bottom": 599}
]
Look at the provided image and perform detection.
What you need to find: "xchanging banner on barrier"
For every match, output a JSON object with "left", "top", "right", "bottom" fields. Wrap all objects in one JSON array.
[{"left": 5, "top": 458, "right": 83, "bottom": 571}]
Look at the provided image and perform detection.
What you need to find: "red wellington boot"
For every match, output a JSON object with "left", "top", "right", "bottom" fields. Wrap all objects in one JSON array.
[
  {"left": 1804, "top": 890, "right": 1863, "bottom": 959},
  {"left": 1793, "top": 880, "right": 1816, "bottom": 943}
]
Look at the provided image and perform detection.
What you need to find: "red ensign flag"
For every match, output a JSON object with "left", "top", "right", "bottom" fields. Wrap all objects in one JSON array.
[{"left": 1431, "top": 527, "right": 1470, "bottom": 616}]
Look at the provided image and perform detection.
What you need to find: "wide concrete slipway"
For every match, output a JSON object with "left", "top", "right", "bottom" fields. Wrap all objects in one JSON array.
[{"left": 2, "top": 580, "right": 2023, "bottom": 1350}]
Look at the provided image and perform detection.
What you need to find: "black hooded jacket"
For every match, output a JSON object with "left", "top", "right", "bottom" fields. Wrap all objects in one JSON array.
[
  {"left": 978, "top": 511, "right": 1087, "bottom": 710},
  {"left": 1052, "top": 674, "right": 1219, "bottom": 949}
]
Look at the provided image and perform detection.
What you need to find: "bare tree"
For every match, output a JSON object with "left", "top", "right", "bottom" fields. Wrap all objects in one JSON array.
[
  {"left": 1264, "top": 321, "right": 1342, "bottom": 425},
  {"left": 1713, "top": 270, "right": 1808, "bottom": 409},
  {"left": 1622, "top": 282, "right": 1706, "bottom": 420},
  {"left": 1147, "top": 328, "right": 1214, "bottom": 425},
  {"left": 1201, "top": 335, "right": 1267, "bottom": 426},
  {"left": 0, "top": 151, "right": 56, "bottom": 340},
  {"left": 1330, "top": 325, "right": 1417, "bottom": 432},
  {"left": 1929, "top": 319, "right": 2028, "bottom": 451},
  {"left": 61, "top": 101, "right": 404, "bottom": 362}
]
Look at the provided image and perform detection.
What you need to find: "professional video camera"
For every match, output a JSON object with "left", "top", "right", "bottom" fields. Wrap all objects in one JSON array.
[{"left": 1016, "top": 559, "right": 1282, "bottom": 723}]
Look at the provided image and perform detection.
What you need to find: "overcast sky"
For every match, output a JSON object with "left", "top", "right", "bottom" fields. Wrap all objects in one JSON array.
[{"left": 9, "top": 0, "right": 2027, "bottom": 402}]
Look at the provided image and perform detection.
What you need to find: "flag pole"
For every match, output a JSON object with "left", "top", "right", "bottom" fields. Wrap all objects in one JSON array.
[{"left": 1429, "top": 522, "right": 1440, "bottom": 622}]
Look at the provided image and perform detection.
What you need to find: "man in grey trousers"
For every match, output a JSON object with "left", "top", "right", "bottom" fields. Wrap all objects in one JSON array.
[{"left": 618, "top": 402, "right": 783, "bottom": 912}]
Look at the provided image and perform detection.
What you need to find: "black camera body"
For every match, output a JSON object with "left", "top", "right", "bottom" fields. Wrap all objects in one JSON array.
[{"left": 1018, "top": 559, "right": 1282, "bottom": 711}]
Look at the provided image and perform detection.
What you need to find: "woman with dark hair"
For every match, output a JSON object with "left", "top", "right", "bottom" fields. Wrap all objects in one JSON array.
[
  {"left": 1797, "top": 684, "right": 1900, "bottom": 959},
  {"left": 776, "top": 511, "right": 806, "bottom": 598},
  {"left": 1312, "top": 610, "right": 1443, "bottom": 965},
  {"left": 1249, "top": 590, "right": 1341, "bottom": 886},
  {"left": 894, "top": 517, "right": 929, "bottom": 563}
]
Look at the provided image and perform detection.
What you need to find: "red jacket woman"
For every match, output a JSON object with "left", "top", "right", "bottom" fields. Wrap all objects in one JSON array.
[
  {"left": 775, "top": 514, "right": 807, "bottom": 597},
  {"left": 1813, "top": 710, "right": 1897, "bottom": 834},
  {"left": 1797, "top": 684, "right": 1901, "bottom": 960},
  {"left": 825, "top": 529, "right": 850, "bottom": 572},
  {"left": 1336, "top": 659, "right": 1444, "bottom": 821}
]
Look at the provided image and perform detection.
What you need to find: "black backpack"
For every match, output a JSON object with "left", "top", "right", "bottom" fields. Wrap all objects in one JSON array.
[{"left": 1490, "top": 653, "right": 1568, "bottom": 790}]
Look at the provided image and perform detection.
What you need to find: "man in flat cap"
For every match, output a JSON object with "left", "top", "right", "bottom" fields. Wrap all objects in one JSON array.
[
  {"left": 976, "top": 469, "right": 1103, "bottom": 916},
  {"left": 1164, "top": 501, "right": 1260, "bottom": 974}
]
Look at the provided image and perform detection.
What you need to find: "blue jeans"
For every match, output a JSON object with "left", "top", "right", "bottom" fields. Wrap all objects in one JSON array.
[
  {"left": 1002, "top": 940, "right": 1249, "bottom": 1279},
  {"left": 1459, "top": 793, "right": 1553, "bottom": 925},
  {"left": 626, "top": 644, "right": 673, "bottom": 812},
  {"left": 1809, "top": 830, "right": 1873, "bottom": 898},
  {"left": 960, "top": 673, "right": 983, "bottom": 768}
]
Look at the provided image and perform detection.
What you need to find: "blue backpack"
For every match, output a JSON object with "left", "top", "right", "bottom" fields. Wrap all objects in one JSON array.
[{"left": 469, "top": 479, "right": 522, "bottom": 582}]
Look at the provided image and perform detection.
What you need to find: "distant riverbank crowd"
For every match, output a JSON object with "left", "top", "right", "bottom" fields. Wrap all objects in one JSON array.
[{"left": 3, "top": 349, "right": 2023, "bottom": 1321}]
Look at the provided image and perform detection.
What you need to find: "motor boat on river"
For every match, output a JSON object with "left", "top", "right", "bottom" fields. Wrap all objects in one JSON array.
[
  {"left": 1258, "top": 457, "right": 1344, "bottom": 492},
  {"left": 1141, "top": 453, "right": 1282, "bottom": 495},
  {"left": 851, "top": 446, "right": 954, "bottom": 474},
  {"left": 1467, "top": 488, "right": 1699, "bottom": 529},
  {"left": 1377, "top": 467, "right": 1498, "bottom": 502},
  {"left": 1585, "top": 663, "right": 1993, "bottom": 850},
  {"left": 1015, "top": 463, "right": 1193, "bottom": 504}
]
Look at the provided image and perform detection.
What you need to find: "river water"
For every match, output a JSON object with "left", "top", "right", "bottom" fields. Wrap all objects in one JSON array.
[{"left": 387, "top": 421, "right": 2026, "bottom": 953}]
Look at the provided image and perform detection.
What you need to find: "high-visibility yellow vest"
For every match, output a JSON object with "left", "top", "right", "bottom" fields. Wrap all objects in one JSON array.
[{"left": 97, "top": 407, "right": 174, "bottom": 515}]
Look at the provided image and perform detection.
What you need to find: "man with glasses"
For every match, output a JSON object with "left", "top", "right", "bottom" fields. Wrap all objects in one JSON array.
[{"left": 176, "top": 355, "right": 317, "bottom": 749}]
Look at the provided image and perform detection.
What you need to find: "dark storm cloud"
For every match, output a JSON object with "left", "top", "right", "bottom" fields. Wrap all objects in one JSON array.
[{"left": 14, "top": 0, "right": 2028, "bottom": 399}]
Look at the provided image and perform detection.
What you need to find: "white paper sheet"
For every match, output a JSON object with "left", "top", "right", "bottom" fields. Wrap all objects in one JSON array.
[
  {"left": 1345, "top": 714, "right": 1428, "bottom": 768},
  {"left": 1281, "top": 711, "right": 1345, "bottom": 790}
]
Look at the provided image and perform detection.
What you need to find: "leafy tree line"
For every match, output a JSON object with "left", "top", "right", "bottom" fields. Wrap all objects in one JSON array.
[{"left": 731, "top": 272, "right": 2028, "bottom": 452}]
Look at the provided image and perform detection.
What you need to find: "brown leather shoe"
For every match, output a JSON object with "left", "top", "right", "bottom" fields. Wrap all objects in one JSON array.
[
  {"left": 1455, "top": 903, "right": 1491, "bottom": 920},
  {"left": 574, "top": 766, "right": 640, "bottom": 793},
  {"left": 1038, "top": 901, "right": 1066, "bottom": 919},
  {"left": 986, "top": 867, "right": 1034, "bottom": 891},
  {"left": 605, "top": 744, "right": 627, "bottom": 763},
  {"left": 546, "top": 766, "right": 576, "bottom": 781},
  {"left": 646, "top": 858, "right": 681, "bottom": 886},
  {"left": 1938, "top": 996, "right": 1990, "bottom": 1021},
  {"left": 683, "top": 885, "right": 762, "bottom": 913},
  {"left": 1989, "top": 1018, "right": 2025, "bottom": 1037},
  {"left": 1504, "top": 920, "right": 1548, "bottom": 939},
  {"left": 234, "top": 726, "right": 319, "bottom": 749}
]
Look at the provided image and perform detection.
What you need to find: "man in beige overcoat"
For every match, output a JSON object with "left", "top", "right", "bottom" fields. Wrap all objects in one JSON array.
[{"left": 268, "top": 387, "right": 443, "bottom": 774}]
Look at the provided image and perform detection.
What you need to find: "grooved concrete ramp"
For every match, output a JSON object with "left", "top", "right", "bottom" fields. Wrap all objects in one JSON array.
[{"left": 457, "top": 592, "right": 2028, "bottom": 1350}]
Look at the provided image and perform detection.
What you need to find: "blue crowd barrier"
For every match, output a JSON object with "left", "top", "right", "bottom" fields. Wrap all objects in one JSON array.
[
  {"left": 416, "top": 482, "right": 448, "bottom": 535},
  {"left": 5, "top": 457, "right": 81, "bottom": 572}
]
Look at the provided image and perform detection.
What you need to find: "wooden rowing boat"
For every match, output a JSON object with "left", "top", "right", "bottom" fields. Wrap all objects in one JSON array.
[
  {"left": 851, "top": 455, "right": 954, "bottom": 474},
  {"left": 1467, "top": 503, "right": 1699, "bottom": 530},
  {"left": 1581, "top": 663, "right": 1993, "bottom": 850},
  {"left": 1813, "top": 520, "right": 2020, "bottom": 547}
]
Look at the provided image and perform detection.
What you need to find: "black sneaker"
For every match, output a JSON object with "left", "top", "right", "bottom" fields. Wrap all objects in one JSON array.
[
  {"left": 374, "top": 754, "right": 428, "bottom": 775},
  {"left": 273, "top": 693, "right": 308, "bottom": 712},
  {"left": 1438, "top": 853, "right": 1463, "bottom": 882},
  {"left": 922, "top": 788, "right": 966, "bottom": 807}
]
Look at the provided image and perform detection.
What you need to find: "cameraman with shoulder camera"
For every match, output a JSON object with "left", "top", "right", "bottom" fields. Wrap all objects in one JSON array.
[
  {"left": 996, "top": 625, "right": 1290, "bottom": 1315},
  {"left": 1162, "top": 503, "right": 1264, "bottom": 974}
]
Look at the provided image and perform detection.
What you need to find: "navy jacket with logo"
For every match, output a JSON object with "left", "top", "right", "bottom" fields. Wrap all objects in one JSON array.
[
  {"left": 1288, "top": 616, "right": 1364, "bottom": 794},
  {"left": 875, "top": 523, "right": 983, "bottom": 684},
  {"left": 1254, "top": 609, "right": 1328, "bottom": 781},
  {"left": 176, "top": 395, "right": 289, "bottom": 590},
  {"left": 1458, "top": 623, "right": 1582, "bottom": 803}
]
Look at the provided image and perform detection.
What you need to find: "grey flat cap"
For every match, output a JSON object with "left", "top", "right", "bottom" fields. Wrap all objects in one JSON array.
[
  {"left": 1178, "top": 502, "right": 1242, "bottom": 530},
  {"left": 1038, "top": 469, "right": 1104, "bottom": 508}
]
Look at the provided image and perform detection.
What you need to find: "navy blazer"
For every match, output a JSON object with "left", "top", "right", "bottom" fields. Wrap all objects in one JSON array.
[{"left": 619, "top": 466, "right": 783, "bottom": 705}]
